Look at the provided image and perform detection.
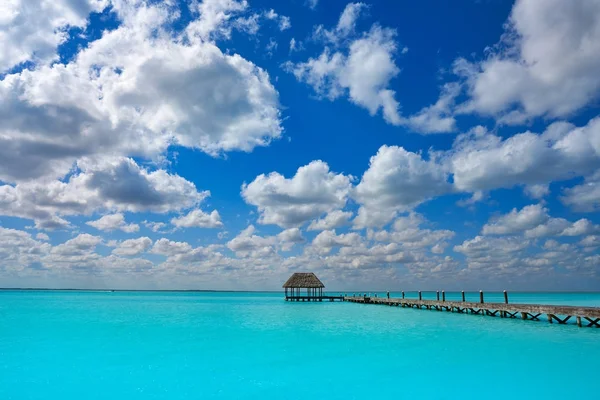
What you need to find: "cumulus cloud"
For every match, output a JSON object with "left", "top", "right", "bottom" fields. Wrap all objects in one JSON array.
[
  {"left": 310, "top": 229, "right": 362, "bottom": 255},
  {"left": 36, "top": 233, "right": 50, "bottom": 241},
  {"left": 482, "top": 204, "right": 549, "bottom": 235},
  {"left": 285, "top": 5, "right": 456, "bottom": 133},
  {"left": 482, "top": 204, "right": 599, "bottom": 238},
  {"left": 0, "top": 1, "right": 282, "bottom": 185},
  {"left": 353, "top": 146, "right": 451, "bottom": 228},
  {"left": 446, "top": 118, "right": 600, "bottom": 194},
  {"left": 112, "top": 237, "right": 152, "bottom": 256},
  {"left": 171, "top": 209, "right": 223, "bottom": 229},
  {"left": 87, "top": 213, "right": 140, "bottom": 233},
  {"left": 186, "top": 0, "right": 249, "bottom": 40},
  {"left": 0, "top": 157, "right": 206, "bottom": 229},
  {"left": 561, "top": 171, "right": 600, "bottom": 212},
  {"left": 307, "top": 210, "right": 353, "bottom": 231},
  {"left": 226, "top": 225, "right": 304, "bottom": 257},
  {"left": 0, "top": 0, "right": 108, "bottom": 72},
  {"left": 455, "top": 0, "right": 600, "bottom": 122},
  {"left": 241, "top": 161, "right": 353, "bottom": 228}
]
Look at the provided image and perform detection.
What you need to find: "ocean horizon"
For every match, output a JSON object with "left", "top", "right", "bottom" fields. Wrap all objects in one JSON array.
[{"left": 2, "top": 290, "right": 599, "bottom": 399}]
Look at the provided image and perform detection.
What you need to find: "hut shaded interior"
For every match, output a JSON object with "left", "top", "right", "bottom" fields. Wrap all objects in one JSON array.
[{"left": 283, "top": 272, "right": 325, "bottom": 300}]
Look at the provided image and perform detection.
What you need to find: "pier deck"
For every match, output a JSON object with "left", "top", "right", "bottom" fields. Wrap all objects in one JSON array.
[
  {"left": 286, "top": 295, "right": 344, "bottom": 302},
  {"left": 344, "top": 296, "right": 600, "bottom": 327}
]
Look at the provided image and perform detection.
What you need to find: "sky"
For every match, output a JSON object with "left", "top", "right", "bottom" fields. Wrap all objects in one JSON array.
[{"left": 0, "top": 0, "right": 599, "bottom": 291}]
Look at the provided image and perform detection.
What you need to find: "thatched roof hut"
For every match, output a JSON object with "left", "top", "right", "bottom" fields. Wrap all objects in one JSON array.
[
  {"left": 283, "top": 272, "right": 325, "bottom": 288},
  {"left": 283, "top": 272, "right": 324, "bottom": 301}
]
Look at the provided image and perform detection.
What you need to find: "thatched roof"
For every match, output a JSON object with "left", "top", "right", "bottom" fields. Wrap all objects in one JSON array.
[{"left": 282, "top": 272, "right": 325, "bottom": 288}]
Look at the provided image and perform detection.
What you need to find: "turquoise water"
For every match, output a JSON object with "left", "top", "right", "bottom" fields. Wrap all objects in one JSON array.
[{"left": 1, "top": 291, "right": 599, "bottom": 399}]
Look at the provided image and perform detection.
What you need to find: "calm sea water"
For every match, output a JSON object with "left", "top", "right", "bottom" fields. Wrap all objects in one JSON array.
[{"left": 1, "top": 291, "right": 599, "bottom": 400}]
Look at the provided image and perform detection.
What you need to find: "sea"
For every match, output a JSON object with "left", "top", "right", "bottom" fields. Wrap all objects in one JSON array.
[{"left": 1, "top": 290, "right": 599, "bottom": 400}]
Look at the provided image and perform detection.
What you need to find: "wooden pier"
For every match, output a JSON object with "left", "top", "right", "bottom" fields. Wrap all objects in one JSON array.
[
  {"left": 344, "top": 294, "right": 600, "bottom": 328},
  {"left": 285, "top": 295, "right": 344, "bottom": 302}
]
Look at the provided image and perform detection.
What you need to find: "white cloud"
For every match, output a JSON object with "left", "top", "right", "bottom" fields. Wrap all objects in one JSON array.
[
  {"left": 112, "top": 237, "right": 152, "bottom": 256},
  {"left": 0, "top": 1, "right": 282, "bottom": 185},
  {"left": 87, "top": 213, "right": 140, "bottom": 233},
  {"left": 482, "top": 204, "right": 549, "bottom": 235},
  {"left": 562, "top": 171, "right": 600, "bottom": 212},
  {"left": 232, "top": 13, "right": 261, "bottom": 35},
  {"left": 311, "top": 229, "right": 362, "bottom": 255},
  {"left": 287, "top": 8, "right": 455, "bottom": 133},
  {"left": 171, "top": 209, "right": 223, "bottom": 229},
  {"left": 523, "top": 184, "right": 550, "bottom": 199},
  {"left": 36, "top": 233, "right": 50, "bottom": 241},
  {"left": 353, "top": 145, "right": 451, "bottom": 228},
  {"left": 264, "top": 9, "right": 291, "bottom": 31},
  {"left": 143, "top": 221, "right": 167, "bottom": 232},
  {"left": 289, "top": 38, "right": 304, "bottom": 53},
  {"left": 307, "top": 210, "right": 352, "bottom": 231},
  {"left": 186, "top": 0, "right": 249, "bottom": 41},
  {"left": 0, "top": 0, "right": 108, "bottom": 72},
  {"left": 447, "top": 118, "right": 600, "bottom": 193},
  {"left": 481, "top": 204, "right": 599, "bottom": 238},
  {"left": 454, "top": 235, "right": 530, "bottom": 272},
  {"left": 306, "top": 0, "right": 318, "bottom": 10},
  {"left": 456, "top": 0, "right": 600, "bottom": 122},
  {"left": 0, "top": 227, "right": 50, "bottom": 271},
  {"left": 291, "top": 25, "right": 401, "bottom": 124},
  {"left": 241, "top": 161, "right": 352, "bottom": 228},
  {"left": 0, "top": 157, "right": 206, "bottom": 229},
  {"left": 335, "top": 3, "right": 367, "bottom": 39}
]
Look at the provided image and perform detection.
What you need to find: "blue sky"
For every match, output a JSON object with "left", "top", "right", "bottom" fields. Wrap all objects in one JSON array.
[{"left": 0, "top": 0, "right": 599, "bottom": 290}]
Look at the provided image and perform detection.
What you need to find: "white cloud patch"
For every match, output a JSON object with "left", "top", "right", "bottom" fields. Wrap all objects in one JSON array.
[
  {"left": 482, "top": 204, "right": 549, "bottom": 235},
  {"left": 0, "top": 157, "right": 206, "bottom": 229},
  {"left": 0, "top": 1, "right": 282, "bottom": 185},
  {"left": 112, "top": 237, "right": 152, "bottom": 256},
  {"left": 286, "top": 6, "right": 456, "bottom": 133},
  {"left": 307, "top": 210, "right": 353, "bottom": 231},
  {"left": 353, "top": 145, "right": 451, "bottom": 228},
  {"left": 171, "top": 209, "right": 223, "bottom": 229},
  {"left": 561, "top": 171, "right": 600, "bottom": 212},
  {"left": 446, "top": 118, "right": 600, "bottom": 194},
  {"left": 87, "top": 213, "right": 140, "bottom": 233},
  {"left": 455, "top": 0, "right": 600, "bottom": 122},
  {"left": 264, "top": 9, "right": 290, "bottom": 31},
  {"left": 186, "top": 0, "right": 249, "bottom": 41},
  {"left": 36, "top": 233, "right": 50, "bottom": 241},
  {"left": 226, "top": 225, "right": 303, "bottom": 256},
  {"left": 482, "top": 204, "right": 599, "bottom": 238},
  {"left": 311, "top": 229, "right": 362, "bottom": 255},
  {"left": 0, "top": 0, "right": 108, "bottom": 72},
  {"left": 241, "top": 161, "right": 353, "bottom": 228}
]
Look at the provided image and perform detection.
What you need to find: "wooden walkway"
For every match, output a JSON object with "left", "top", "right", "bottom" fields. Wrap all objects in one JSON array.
[
  {"left": 344, "top": 296, "right": 600, "bottom": 328},
  {"left": 286, "top": 295, "right": 344, "bottom": 302}
]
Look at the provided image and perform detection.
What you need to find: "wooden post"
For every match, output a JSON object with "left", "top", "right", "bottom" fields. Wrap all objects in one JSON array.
[
  {"left": 504, "top": 290, "right": 508, "bottom": 304},
  {"left": 576, "top": 316, "right": 582, "bottom": 327},
  {"left": 547, "top": 314, "right": 553, "bottom": 324},
  {"left": 436, "top": 291, "right": 440, "bottom": 301},
  {"left": 479, "top": 290, "right": 484, "bottom": 304},
  {"left": 521, "top": 312, "right": 527, "bottom": 320},
  {"left": 442, "top": 291, "right": 446, "bottom": 302},
  {"left": 462, "top": 291, "right": 465, "bottom": 302},
  {"left": 418, "top": 291, "right": 422, "bottom": 301}
]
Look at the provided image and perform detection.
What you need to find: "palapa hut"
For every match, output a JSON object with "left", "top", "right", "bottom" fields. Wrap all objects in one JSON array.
[{"left": 283, "top": 272, "right": 325, "bottom": 301}]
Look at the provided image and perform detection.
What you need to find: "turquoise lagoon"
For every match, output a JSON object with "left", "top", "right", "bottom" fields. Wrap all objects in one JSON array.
[{"left": 1, "top": 290, "right": 599, "bottom": 399}]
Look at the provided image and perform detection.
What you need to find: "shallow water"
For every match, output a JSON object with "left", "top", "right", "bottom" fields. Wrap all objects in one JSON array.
[{"left": 1, "top": 291, "right": 599, "bottom": 399}]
